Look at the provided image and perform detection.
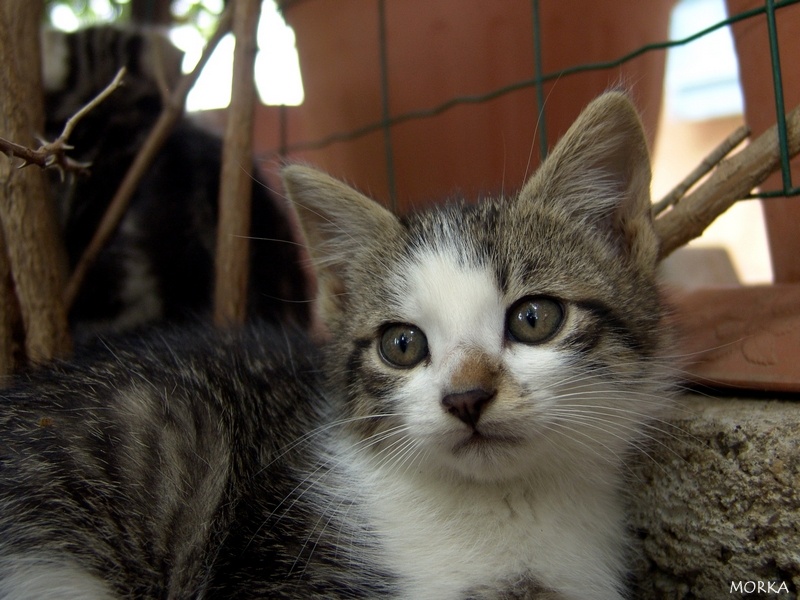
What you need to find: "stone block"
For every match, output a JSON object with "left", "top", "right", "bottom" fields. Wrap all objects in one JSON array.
[{"left": 629, "top": 395, "right": 800, "bottom": 598}]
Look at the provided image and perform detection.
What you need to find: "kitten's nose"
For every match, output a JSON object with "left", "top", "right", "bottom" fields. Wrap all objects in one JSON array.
[{"left": 441, "top": 389, "right": 495, "bottom": 429}]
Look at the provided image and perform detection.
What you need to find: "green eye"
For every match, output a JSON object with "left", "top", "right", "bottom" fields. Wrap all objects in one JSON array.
[
  {"left": 379, "top": 324, "right": 429, "bottom": 368},
  {"left": 507, "top": 296, "right": 564, "bottom": 344}
]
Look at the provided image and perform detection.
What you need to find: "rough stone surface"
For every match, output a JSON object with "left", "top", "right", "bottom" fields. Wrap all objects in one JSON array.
[{"left": 628, "top": 394, "right": 800, "bottom": 599}]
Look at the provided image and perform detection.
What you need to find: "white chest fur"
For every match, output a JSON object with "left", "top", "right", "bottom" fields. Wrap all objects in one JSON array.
[{"left": 354, "top": 457, "right": 627, "bottom": 600}]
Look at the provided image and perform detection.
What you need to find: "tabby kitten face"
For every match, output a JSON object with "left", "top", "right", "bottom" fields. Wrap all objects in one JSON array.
[{"left": 284, "top": 92, "right": 665, "bottom": 483}]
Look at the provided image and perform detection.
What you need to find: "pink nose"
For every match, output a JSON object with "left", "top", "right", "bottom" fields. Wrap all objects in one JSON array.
[{"left": 441, "top": 389, "right": 495, "bottom": 428}]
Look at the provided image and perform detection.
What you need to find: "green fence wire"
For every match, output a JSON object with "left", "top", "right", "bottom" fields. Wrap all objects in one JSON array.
[
  {"left": 275, "top": 0, "right": 800, "bottom": 210},
  {"left": 764, "top": 0, "right": 795, "bottom": 197}
]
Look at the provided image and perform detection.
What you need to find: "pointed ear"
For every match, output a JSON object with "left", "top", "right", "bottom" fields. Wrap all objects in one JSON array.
[
  {"left": 282, "top": 165, "right": 401, "bottom": 326},
  {"left": 521, "top": 92, "right": 658, "bottom": 267}
]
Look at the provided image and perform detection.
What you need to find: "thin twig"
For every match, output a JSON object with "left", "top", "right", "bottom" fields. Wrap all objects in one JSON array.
[
  {"left": 54, "top": 67, "right": 127, "bottom": 147},
  {"left": 63, "top": 6, "right": 233, "bottom": 310},
  {"left": 0, "top": 67, "right": 125, "bottom": 178},
  {"left": 652, "top": 124, "right": 750, "bottom": 215},
  {"left": 0, "top": 137, "right": 57, "bottom": 168},
  {"left": 0, "top": 130, "right": 90, "bottom": 176}
]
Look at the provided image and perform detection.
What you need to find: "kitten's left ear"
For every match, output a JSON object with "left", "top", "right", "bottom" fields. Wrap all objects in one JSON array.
[{"left": 521, "top": 92, "right": 658, "bottom": 267}]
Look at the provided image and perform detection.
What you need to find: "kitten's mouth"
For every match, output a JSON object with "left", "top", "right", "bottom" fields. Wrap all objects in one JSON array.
[{"left": 452, "top": 430, "right": 520, "bottom": 453}]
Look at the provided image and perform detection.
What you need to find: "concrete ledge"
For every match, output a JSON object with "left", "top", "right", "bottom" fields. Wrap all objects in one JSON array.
[{"left": 629, "top": 394, "right": 800, "bottom": 599}]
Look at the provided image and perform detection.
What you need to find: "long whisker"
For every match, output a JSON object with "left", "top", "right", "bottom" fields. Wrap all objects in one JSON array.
[
  {"left": 536, "top": 421, "right": 624, "bottom": 470},
  {"left": 267, "top": 422, "right": 411, "bottom": 519},
  {"left": 246, "top": 421, "right": 410, "bottom": 555},
  {"left": 259, "top": 412, "right": 405, "bottom": 472},
  {"left": 293, "top": 432, "right": 426, "bottom": 576},
  {"left": 269, "top": 423, "right": 418, "bottom": 569},
  {"left": 547, "top": 408, "right": 690, "bottom": 465}
]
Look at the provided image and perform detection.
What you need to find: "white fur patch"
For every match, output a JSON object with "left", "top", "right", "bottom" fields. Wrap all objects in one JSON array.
[
  {"left": 388, "top": 248, "right": 507, "bottom": 471},
  {"left": 339, "top": 440, "right": 626, "bottom": 600},
  {"left": 399, "top": 246, "right": 504, "bottom": 361},
  {"left": 0, "top": 557, "right": 115, "bottom": 600},
  {"left": 40, "top": 30, "right": 70, "bottom": 92},
  {"left": 116, "top": 217, "right": 163, "bottom": 330}
]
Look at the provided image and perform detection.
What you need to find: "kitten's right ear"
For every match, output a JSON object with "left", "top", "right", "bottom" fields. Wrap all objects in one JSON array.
[{"left": 282, "top": 165, "right": 401, "bottom": 327}]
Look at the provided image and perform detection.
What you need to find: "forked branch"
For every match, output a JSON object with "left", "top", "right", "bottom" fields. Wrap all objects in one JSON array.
[
  {"left": 655, "top": 103, "right": 800, "bottom": 259},
  {"left": 0, "top": 67, "right": 126, "bottom": 178}
]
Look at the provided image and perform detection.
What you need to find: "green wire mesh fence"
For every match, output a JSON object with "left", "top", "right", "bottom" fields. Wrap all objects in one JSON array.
[{"left": 272, "top": 0, "right": 799, "bottom": 211}]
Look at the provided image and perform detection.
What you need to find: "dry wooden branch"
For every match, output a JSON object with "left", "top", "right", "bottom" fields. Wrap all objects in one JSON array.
[
  {"left": 0, "top": 220, "right": 16, "bottom": 377},
  {"left": 63, "top": 6, "right": 233, "bottom": 310},
  {"left": 0, "top": 0, "right": 72, "bottom": 366},
  {"left": 213, "top": 0, "right": 262, "bottom": 327},
  {"left": 656, "top": 103, "right": 800, "bottom": 260},
  {"left": 0, "top": 67, "right": 125, "bottom": 179},
  {"left": 652, "top": 124, "right": 750, "bottom": 216},
  {"left": 0, "top": 136, "right": 88, "bottom": 176}
]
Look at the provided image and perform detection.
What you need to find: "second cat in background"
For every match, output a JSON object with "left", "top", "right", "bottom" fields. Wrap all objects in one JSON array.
[{"left": 42, "top": 25, "right": 309, "bottom": 337}]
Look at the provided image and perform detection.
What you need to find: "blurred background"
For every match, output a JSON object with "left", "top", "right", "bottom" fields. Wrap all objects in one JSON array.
[{"left": 43, "top": 0, "right": 800, "bottom": 288}]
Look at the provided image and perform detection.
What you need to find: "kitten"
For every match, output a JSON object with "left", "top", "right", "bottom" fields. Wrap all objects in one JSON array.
[
  {"left": 0, "top": 92, "right": 669, "bottom": 599},
  {"left": 41, "top": 26, "right": 308, "bottom": 336}
]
